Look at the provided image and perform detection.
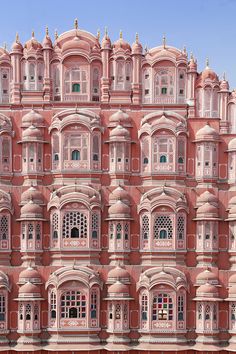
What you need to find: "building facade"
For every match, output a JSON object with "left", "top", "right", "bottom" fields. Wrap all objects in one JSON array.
[{"left": 0, "top": 20, "right": 235, "bottom": 353}]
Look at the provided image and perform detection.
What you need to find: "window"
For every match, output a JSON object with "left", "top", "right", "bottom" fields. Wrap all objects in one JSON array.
[
  {"left": 141, "top": 293, "right": 148, "bottom": 320},
  {"left": 0, "top": 295, "right": 5, "bottom": 321},
  {"left": 0, "top": 215, "right": 8, "bottom": 241},
  {"left": 178, "top": 157, "right": 184, "bottom": 164},
  {"left": 152, "top": 294, "right": 173, "bottom": 320},
  {"left": 72, "top": 83, "right": 80, "bottom": 92},
  {"left": 91, "top": 291, "right": 97, "bottom": 319},
  {"left": 142, "top": 215, "right": 149, "bottom": 240},
  {"left": 177, "top": 295, "right": 184, "bottom": 321},
  {"left": 154, "top": 215, "right": 173, "bottom": 239},
  {"left": 50, "top": 291, "right": 56, "bottom": 319},
  {"left": 160, "top": 155, "right": 167, "bottom": 163},
  {"left": 61, "top": 291, "right": 86, "bottom": 319},
  {"left": 161, "top": 87, "right": 167, "bottom": 95},
  {"left": 62, "top": 211, "right": 88, "bottom": 239},
  {"left": 71, "top": 150, "right": 80, "bottom": 161}
]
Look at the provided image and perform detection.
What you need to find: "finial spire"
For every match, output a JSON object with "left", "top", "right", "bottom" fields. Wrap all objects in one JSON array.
[
  {"left": 119, "top": 30, "right": 123, "bottom": 39},
  {"left": 32, "top": 30, "right": 35, "bottom": 38},
  {"left": 162, "top": 33, "right": 166, "bottom": 48},
  {"left": 46, "top": 26, "right": 49, "bottom": 36},
  {"left": 97, "top": 29, "right": 100, "bottom": 41},
  {"left": 183, "top": 45, "right": 186, "bottom": 54},
  {"left": 223, "top": 72, "right": 226, "bottom": 81},
  {"left": 15, "top": 32, "right": 19, "bottom": 43},
  {"left": 74, "top": 18, "right": 78, "bottom": 30},
  {"left": 3, "top": 42, "right": 7, "bottom": 50},
  {"left": 206, "top": 57, "right": 209, "bottom": 68},
  {"left": 54, "top": 29, "right": 58, "bottom": 40},
  {"left": 105, "top": 26, "right": 108, "bottom": 38},
  {"left": 135, "top": 32, "right": 139, "bottom": 43},
  {"left": 190, "top": 52, "right": 193, "bottom": 60}
]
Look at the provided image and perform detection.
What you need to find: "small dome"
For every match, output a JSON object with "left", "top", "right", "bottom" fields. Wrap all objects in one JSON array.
[
  {"left": 197, "top": 191, "right": 218, "bottom": 207},
  {"left": 101, "top": 33, "right": 111, "bottom": 49},
  {"left": 196, "top": 283, "right": 219, "bottom": 298},
  {"left": 108, "top": 200, "right": 130, "bottom": 218},
  {"left": 110, "top": 125, "right": 130, "bottom": 139},
  {"left": 229, "top": 285, "right": 236, "bottom": 296},
  {"left": 195, "top": 123, "right": 219, "bottom": 141},
  {"left": 62, "top": 35, "right": 90, "bottom": 53},
  {"left": 21, "top": 200, "right": 43, "bottom": 219},
  {"left": 22, "top": 125, "right": 43, "bottom": 140},
  {"left": 109, "top": 186, "right": 130, "bottom": 204},
  {"left": 229, "top": 273, "right": 236, "bottom": 285},
  {"left": 109, "top": 109, "right": 130, "bottom": 124},
  {"left": 196, "top": 269, "right": 218, "bottom": 285},
  {"left": 132, "top": 34, "right": 142, "bottom": 54},
  {"left": 11, "top": 36, "right": 23, "bottom": 52},
  {"left": 201, "top": 65, "right": 218, "bottom": 82},
  {"left": 228, "top": 138, "right": 236, "bottom": 151},
  {"left": 19, "top": 282, "right": 40, "bottom": 295},
  {"left": 22, "top": 109, "right": 44, "bottom": 127},
  {"left": 19, "top": 267, "right": 41, "bottom": 284},
  {"left": 21, "top": 187, "right": 43, "bottom": 205},
  {"left": 108, "top": 281, "right": 129, "bottom": 294},
  {"left": 42, "top": 34, "right": 52, "bottom": 48},
  {"left": 113, "top": 33, "right": 131, "bottom": 52},
  {"left": 197, "top": 202, "right": 218, "bottom": 219},
  {"left": 220, "top": 79, "right": 229, "bottom": 91},
  {"left": 24, "top": 35, "right": 42, "bottom": 51},
  {"left": 188, "top": 57, "right": 197, "bottom": 71},
  {"left": 228, "top": 196, "right": 236, "bottom": 209},
  {"left": 108, "top": 266, "right": 130, "bottom": 280},
  {"left": 228, "top": 205, "right": 236, "bottom": 220}
]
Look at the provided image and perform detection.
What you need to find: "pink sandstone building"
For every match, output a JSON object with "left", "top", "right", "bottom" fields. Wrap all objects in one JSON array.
[{"left": 0, "top": 19, "right": 235, "bottom": 353}]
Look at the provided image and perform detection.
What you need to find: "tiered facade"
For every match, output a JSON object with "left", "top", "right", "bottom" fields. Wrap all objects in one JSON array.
[{"left": 0, "top": 21, "right": 235, "bottom": 353}]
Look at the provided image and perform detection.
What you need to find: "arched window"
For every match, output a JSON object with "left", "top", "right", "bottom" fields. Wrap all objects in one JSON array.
[
  {"left": 72, "top": 83, "right": 80, "bottom": 93},
  {"left": 0, "top": 294, "right": 5, "bottom": 321},
  {"left": 152, "top": 294, "right": 173, "bottom": 321},
  {"left": 141, "top": 293, "right": 148, "bottom": 320},
  {"left": 50, "top": 291, "right": 56, "bottom": 320},
  {"left": 71, "top": 227, "right": 79, "bottom": 238},
  {"left": 71, "top": 149, "right": 80, "bottom": 161},
  {"left": 142, "top": 215, "right": 149, "bottom": 240},
  {"left": 62, "top": 211, "right": 88, "bottom": 239},
  {"left": 92, "top": 135, "right": 99, "bottom": 162},
  {"left": 61, "top": 291, "right": 86, "bottom": 319},
  {"left": 160, "top": 155, "right": 167, "bottom": 163},
  {"left": 154, "top": 215, "right": 173, "bottom": 239}
]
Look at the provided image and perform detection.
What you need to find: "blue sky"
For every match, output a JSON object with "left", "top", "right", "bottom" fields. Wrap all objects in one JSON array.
[{"left": 1, "top": 0, "right": 236, "bottom": 88}]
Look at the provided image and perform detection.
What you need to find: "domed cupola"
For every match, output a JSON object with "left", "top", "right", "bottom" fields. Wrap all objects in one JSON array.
[
  {"left": 107, "top": 188, "right": 132, "bottom": 264},
  {"left": 196, "top": 202, "right": 219, "bottom": 220},
  {"left": 105, "top": 267, "right": 133, "bottom": 345},
  {"left": 24, "top": 31, "right": 42, "bottom": 53},
  {"left": 42, "top": 27, "right": 52, "bottom": 49},
  {"left": 107, "top": 265, "right": 130, "bottom": 284},
  {"left": 109, "top": 186, "right": 130, "bottom": 206},
  {"left": 16, "top": 280, "right": 43, "bottom": 344},
  {"left": 109, "top": 109, "right": 131, "bottom": 127},
  {"left": 196, "top": 191, "right": 218, "bottom": 208},
  {"left": 101, "top": 28, "right": 111, "bottom": 49},
  {"left": 20, "top": 186, "right": 44, "bottom": 206},
  {"left": 113, "top": 31, "right": 131, "bottom": 52},
  {"left": 18, "top": 267, "right": 42, "bottom": 285},
  {"left": 11, "top": 33, "right": 23, "bottom": 53},
  {"left": 110, "top": 125, "right": 130, "bottom": 141},
  {"left": 22, "top": 110, "right": 44, "bottom": 128},
  {"left": 22, "top": 125, "right": 43, "bottom": 142},
  {"left": 195, "top": 123, "right": 219, "bottom": 142},
  {"left": 20, "top": 199, "right": 43, "bottom": 220},
  {"left": 194, "top": 196, "right": 220, "bottom": 267},
  {"left": 18, "top": 197, "right": 45, "bottom": 266},
  {"left": 132, "top": 33, "right": 143, "bottom": 55},
  {"left": 108, "top": 200, "right": 131, "bottom": 220},
  {"left": 195, "top": 269, "right": 219, "bottom": 286},
  {"left": 194, "top": 123, "right": 220, "bottom": 181}
]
